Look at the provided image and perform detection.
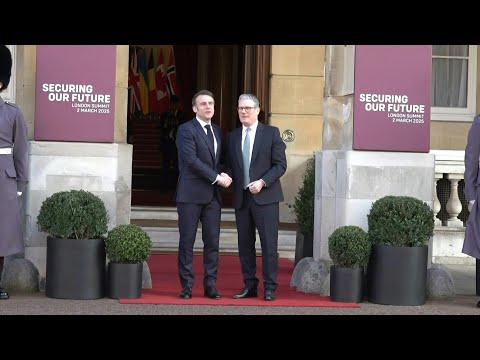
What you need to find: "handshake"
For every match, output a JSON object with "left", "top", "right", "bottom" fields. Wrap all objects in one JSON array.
[{"left": 217, "top": 172, "right": 232, "bottom": 188}]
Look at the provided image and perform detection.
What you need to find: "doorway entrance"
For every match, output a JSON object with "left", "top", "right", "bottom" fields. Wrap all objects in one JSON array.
[{"left": 128, "top": 45, "right": 270, "bottom": 207}]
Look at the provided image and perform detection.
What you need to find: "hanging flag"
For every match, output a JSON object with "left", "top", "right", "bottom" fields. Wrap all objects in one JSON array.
[
  {"left": 166, "top": 46, "right": 180, "bottom": 98},
  {"left": 147, "top": 49, "right": 160, "bottom": 113},
  {"left": 137, "top": 47, "right": 150, "bottom": 114},
  {"left": 128, "top": 47, "right": 141, "bottom": 114},
  {"left": 155, "top": 48, "right": 170, "bottom": 113}
]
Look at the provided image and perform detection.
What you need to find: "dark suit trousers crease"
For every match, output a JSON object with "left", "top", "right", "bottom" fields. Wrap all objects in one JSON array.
[
  {"left": 177, "top": 197, "right": 221, "bottom": 288},
  {"left": 235, "top": 190, "right": 279, "bottom": 290}
]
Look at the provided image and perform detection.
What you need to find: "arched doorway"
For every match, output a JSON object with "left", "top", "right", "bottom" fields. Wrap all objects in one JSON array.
[{"left": 128, "top": 45, "right": 270, "bottom": 207}]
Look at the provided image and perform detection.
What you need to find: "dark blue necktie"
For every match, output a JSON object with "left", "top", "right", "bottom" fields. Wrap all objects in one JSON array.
[{"left": 205, "top": 124, "right": 215, "bottom": 157}]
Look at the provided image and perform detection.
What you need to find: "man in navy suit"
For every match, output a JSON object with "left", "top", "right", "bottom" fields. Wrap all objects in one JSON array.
[
  {"left": 175, "top": 89, "right": 232, "bottom": 300},
  {"left": 225, "top": 94, "right": 287, "bottom": 301}
]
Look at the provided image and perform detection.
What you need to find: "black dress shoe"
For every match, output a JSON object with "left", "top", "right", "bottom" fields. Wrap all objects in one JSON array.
[
  {"left": 180, "top": 287, "right": 192, "bottom": 299},
  {"left": 477, "top": 300, "right": 480, "bottom": 308},
  {"left": 204, "top": 286, "right": 221, "bottom": 299},
  {"left": 233, "top": 287, "right": 257, "bottom": 299},
  {"left": 264, "top": 289, "right": 275, "bottom": 301},
  {"left": 0, "top": 287, "right": 9, "bottom": 300}
]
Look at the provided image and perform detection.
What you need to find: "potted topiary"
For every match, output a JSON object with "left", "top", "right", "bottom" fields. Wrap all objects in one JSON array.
[
  {"left": 289, "top": 155, "right": 315, "bottom": 265},
  {"left": 105, "top": 224, "right": 153, "bottom": 299},
  {"left": 328, "top": 225, "right": 371, "bottom": 303},
  {"left": 366, "top": 195, "right": 434, "bottom": 306},
  {"left": 37, "top": 189, "right": 109, "bottom": 299}
]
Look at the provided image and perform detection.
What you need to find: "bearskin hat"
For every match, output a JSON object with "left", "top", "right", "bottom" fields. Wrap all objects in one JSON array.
[{"left": 0, "top": 45, "right": 12, "bottom": 91}]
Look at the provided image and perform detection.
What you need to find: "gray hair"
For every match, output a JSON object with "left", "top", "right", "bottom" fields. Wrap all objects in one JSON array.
[{"left": 238, "top": 93, "right": 259, "bottom": 108}]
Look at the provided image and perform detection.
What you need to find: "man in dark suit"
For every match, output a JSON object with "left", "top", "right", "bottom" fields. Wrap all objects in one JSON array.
[
  {"left": 225, "top": 93, "right": 287, "bottom": 301},
  {"left": 175, "top": 89, "right": 232, "bottom": 300}
]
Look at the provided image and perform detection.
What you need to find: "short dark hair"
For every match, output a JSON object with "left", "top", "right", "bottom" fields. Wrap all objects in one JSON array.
[{"left": 192, "top": 90, "right": 214, "bottom": 106}]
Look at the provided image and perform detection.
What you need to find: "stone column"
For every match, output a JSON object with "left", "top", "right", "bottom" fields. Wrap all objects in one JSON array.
[
  {"left": 18, "top": 46, "right": 132, "bottom": 289},
  {"left": 445, "top": 174, "right": 464, "bottom": 227},
  {"left": 314, "top": 46, "right": 435, "bottom": 264}
]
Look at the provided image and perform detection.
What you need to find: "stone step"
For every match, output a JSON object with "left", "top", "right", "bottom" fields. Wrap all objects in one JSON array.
[
  {"left": 132, "top": 206, "right": 236, "bottom": 221},
  {"left": 130, "top": 206, "right": 296, "bottom": 259},
  {"left": 144, "top": 226, "right": 296, "bottom": 260},
  {"left": 131, "top": 206, "right": 297, "bottom": 260}
]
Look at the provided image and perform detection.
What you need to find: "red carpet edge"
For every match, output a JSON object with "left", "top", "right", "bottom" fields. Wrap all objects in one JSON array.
[{"left": 119, "top": 254, "right": 360, "bottom": 308}]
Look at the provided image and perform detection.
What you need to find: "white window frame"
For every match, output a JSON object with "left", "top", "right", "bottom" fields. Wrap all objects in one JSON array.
[
  {"left": 0, "top": 45, "right": 16, "bottom": 104},
  {"left": 431, "top": 45, "right": 477, "bottom": 122}
]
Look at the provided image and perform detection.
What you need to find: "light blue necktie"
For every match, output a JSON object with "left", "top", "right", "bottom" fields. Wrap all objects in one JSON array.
[{"left": 242, "top": 127, "right": 251, "bottom": 189}]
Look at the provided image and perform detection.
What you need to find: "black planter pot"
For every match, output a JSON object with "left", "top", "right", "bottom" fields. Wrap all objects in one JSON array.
[
  {"left": 367, "top": 244, "right": 428, "bottom": 306},
  {"left": 330, "top": 266, "right": 364, "bottom": 303},
  {"left": 108, "top": 262, "right": 143, "bottom": 299},
  {"left": 294, "top": 232, "right": 313, "bottom": 265},
  {"left": 46, "top": 236, "right": 106, "bottom": 299}
]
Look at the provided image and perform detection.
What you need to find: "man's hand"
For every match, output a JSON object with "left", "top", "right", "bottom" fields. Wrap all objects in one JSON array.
[
  {"left": 247, "top": 180, "right": 265, "bottom": 194},
  {"left": 217, "top": 173, "right": 232, "bottom": 188},
  {"left": 469, "top": 200, "right": 475, "bottom": 212}
]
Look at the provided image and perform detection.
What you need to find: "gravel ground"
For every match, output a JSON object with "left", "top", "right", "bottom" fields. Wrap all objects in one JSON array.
[{"left": 0, "top": 291, "right": 478, "bottom": 315}]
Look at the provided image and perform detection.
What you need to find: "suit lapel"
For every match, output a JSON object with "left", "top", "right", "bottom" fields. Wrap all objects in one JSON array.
[
  {"left": 235, "top": 127, "right": 244, "bottom": 170},
  {"left": 250, "top": 122, "right": 263, "bottom": 165},
  {"left": 213, "top": 125, "right": 221, "bottom": 164},
  {"left": 193, "top": 120, "right": 215, "bottom": 160}
]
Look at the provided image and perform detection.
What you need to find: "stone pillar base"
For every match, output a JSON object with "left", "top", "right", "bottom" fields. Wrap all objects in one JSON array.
[
  {"left": 24, "top": 141, "right": 133, "bottom": 284},
  {"left": 314, "top": 150, "right": 435, "bottom": 265}
]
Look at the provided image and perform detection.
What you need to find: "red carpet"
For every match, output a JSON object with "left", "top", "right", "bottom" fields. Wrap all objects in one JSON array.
[{"left": 119, "top": 254, "right": 360, "bottom": 307}]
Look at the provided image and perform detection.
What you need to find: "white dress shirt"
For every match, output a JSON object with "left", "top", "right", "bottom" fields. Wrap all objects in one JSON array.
[
  {"left": 196, "top": 117, "right": 220, "bottom": 184},
  {"left": 196, "top": 117, "right": 218, "bottom": 156}
]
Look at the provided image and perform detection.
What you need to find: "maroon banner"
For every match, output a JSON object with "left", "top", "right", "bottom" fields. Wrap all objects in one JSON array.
[
  {"left": 353, "top": 45, "right": 432, "bottom": 152},
  {"left": 35, "top": 45, "right": 116, "bottom": 142}
]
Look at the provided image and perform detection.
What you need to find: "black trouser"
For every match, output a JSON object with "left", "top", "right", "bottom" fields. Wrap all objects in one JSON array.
[
  {"left": 177, "top": 198, "right": 221, "bottom": 289},
  {"left": 235, "top": 190, "right": 279, "bottom": 291}
]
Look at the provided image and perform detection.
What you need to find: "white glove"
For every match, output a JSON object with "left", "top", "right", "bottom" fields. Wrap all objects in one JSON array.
[
  {"left": 17, "top": 191, "right": 22, "bottom": 197},
  {"left": 469, "top": 200, "right": 475, "bottom": 212}
]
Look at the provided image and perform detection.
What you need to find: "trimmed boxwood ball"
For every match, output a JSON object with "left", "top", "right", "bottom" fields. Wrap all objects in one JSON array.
[
  {"left": 105, "top": 224, "right": 153, "bottom": 263},
  {"left": 367, "top": 195, "right": 434, "bottom": 247},
  {"left": 37, "top": 189, "right": 108, "bottom": 239},
  {"left": 328, "top": 225, "right": 371, "bottom": 268}
]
